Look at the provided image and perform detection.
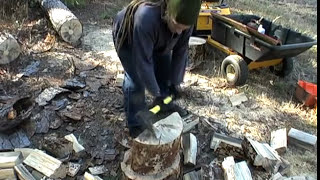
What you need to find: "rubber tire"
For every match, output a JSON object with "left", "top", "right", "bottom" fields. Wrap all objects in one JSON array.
[
  {"left": 221, "top": 55, "right": 249, "bottom": 86},
  {"left": 269, "top": 57, "right": 294, "bottom": 77}
]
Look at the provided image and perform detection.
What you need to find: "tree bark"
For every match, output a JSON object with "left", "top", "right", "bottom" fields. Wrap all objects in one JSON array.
[
  {"left": 121, "top": 112, "right": 183, "bottom": 179},
  {"left": 187, "top": 37, "right": 206, "bottom": 71},
  {"left": 38, "top": 0, "right": 83, "bottom": 44},
  {"left": 0, "top": 33, "right": 21, "bottom": 65}
]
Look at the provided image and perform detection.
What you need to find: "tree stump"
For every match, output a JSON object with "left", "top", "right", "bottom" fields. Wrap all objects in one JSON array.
[
  {"left": 187, "top": 36, "right": 207, "bottom": 71},
  {"left": 0, "top": 33, "right": 22, "bottom": 65},
  {"left": 38, "top": 0, "right": 83, "bottom": 44},
  {"left": 121, "top": 112, "right": 183, "bottom": 180}
]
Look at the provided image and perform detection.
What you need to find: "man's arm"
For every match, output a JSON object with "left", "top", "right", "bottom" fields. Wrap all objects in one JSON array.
[
  {"left": 132, "top": 7, "right": 161, "bottom": 97},
  {"left": 171, "top": 27, "right": 193, "bottom": 85}
]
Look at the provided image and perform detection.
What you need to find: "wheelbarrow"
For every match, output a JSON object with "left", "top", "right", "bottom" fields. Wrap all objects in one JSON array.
[{"left": 206, "top": 13, "right": 317, "bottom": 86}]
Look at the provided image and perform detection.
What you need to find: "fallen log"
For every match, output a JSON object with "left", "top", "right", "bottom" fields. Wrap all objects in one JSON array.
[
  {"left": 121, "top": 112, "right": 183, "bottom": 179},
  {"left": 37, "top": 0, "right": 83, "bottom": 44},
  {"left": 0, "top": 32, "right": 21, "bottom": 65}
]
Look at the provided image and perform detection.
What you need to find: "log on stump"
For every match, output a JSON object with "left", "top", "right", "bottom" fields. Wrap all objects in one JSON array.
[
  {"left": 121, "top": 112, "right": 183, "bottom": 180},
  {"left": 37, "top": 0, "right": 83, "bottom": 44},
  {"left": 0, "top": 32, "right": 21, "bottom": 65},
  {"left": 187, "top": 36, "right": 206, "bottom": 71}
]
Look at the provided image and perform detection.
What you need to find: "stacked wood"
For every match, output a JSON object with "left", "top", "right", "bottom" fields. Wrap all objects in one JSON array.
[
  {"left": 241, "top": 137, "right": 282, "bottom": 173},
  {"left": 182, "top": 133, "right": 198, "bottom": 166},
  {"left": 288, "top": 128, "right": 317, "bottom": 151},
  {"left": 210, "top": 132, "right": 245, "bottom": 159},
  {"left": 221, "top": 156, "right": 236, "bottom": 180},
  {"left": 121, "top": 112, "right": 183, "bottom": 180},
  {"left": 270, "top": 128, "right": 287, "bottom": 154},
  {"left": 187, "top": 37, "right": 207, "bottom": 71},
  {"left": 234, "top": 161, "right": 253, "bottom": 180},
  {"left": 23, "top": 150, "right": 67, "bottom": 178},
  {"left": 37, "top": 0, "right": 83, "bottom": 44},
  {"left": 0, "top": 32, "right": 21, "bottom": 65}
]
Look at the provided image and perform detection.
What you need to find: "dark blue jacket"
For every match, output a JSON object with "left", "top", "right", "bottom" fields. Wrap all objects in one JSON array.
[{"left": 112, "top": 3, "right": 192, "bottom": 96}]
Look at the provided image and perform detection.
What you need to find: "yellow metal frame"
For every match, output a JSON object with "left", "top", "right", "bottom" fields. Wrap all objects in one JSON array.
[
  {"left": 206, "top": 36, "right": 284, "bottom": 70},
  {"left": 196, "top": 2, "right": 231, "bottom": 31}
]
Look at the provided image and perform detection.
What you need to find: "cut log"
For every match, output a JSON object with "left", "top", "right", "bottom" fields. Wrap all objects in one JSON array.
[
  {"left": 270, "top": 128, "right": 287, "bottom": 154},
  {"left": 234, "top": 161, "right": 253, "bottom": 180},
  {"left": 0, "top": 32, "right": 21, "bottom": 65},
  {"left": 23, "top": 150, "right": 67, "bottom": 178},
  {"left": 242, "top": 137, "right": 282, "bottom": 173},
  {"left": 288, "top": 128, "right": 317, "bottom": 151},
  {"left": 221, "top": 156, "right": 236, "bottom": 180},
  {"left": 0, "top": 151, "right": 23, "bottom": 168},
  {"left": 14, "top": 164, "right": 36, "bottom": 180},
  {"left": 121, "top": 112, "right": 183, "bottom": 179},
  {"left": 187, "top": 36, "right": 206, "bottom": 71},
  {"left": 210, "top": 132, "right": 245, "bottom": 159},
  {"left": 182, "top": 133, "right": 198, "bottom": 166},
  {"left": 37, "top": 0, "right": 82, "bottom": 44},
  {"left": 0, "top": 168, "right": 16, "bottom": 180},
  {"left": 183, "top": 170, "right": 200, "bottom": 180}
]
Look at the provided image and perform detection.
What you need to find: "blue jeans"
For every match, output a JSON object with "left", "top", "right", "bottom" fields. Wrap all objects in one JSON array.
[{"left": 117, "top": 46, "right": 172, "bottom": 129}]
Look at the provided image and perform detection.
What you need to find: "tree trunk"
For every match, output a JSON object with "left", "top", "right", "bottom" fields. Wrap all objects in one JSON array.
[
  {"left": 187, "top": 37, "right": 207, "bottom": 71},
  {"left": 38, "top": 0, "right": 83, "bottom": 44},
  {"left": 0, "top": 33, "right": 21, "bottom": 65},
  {"left": 121, "top": 112, "right": 183, "bottom": 180}
]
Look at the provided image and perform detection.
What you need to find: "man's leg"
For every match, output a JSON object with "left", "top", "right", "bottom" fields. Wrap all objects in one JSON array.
[{"left": 117, "top": 47, "right": 146, "bottom": 137}]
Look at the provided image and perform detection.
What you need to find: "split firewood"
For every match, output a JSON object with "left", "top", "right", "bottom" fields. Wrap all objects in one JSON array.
[
  {"left": 121, "top": 112, "right": 182, "bottom": 179},
  {"left": 210, "top": 132, "right": 245, "bottom": 159},
  {"left": 37, "top": 0, "right": 83, "bottom": 44},
  {"left": 183, "top": 116, "right": 199, "bottom": 133},
  {"left": 221, "top": 156, "right": 236, "bottom": 180},
  {"left": 14, "top": 164, "right": 36, "bottom": 180},
  {"left": 270, "top": 128, "right": 287, "bottom": 154},
  {"left": 0, "top": 151, "right": 23, "bottom": 168},
  {"left": 242, "top": 136, "right": 282, "bottom": 173},
  {"left": 0, "top": 168, "right": 16, "bottom": 180},
  {"left": 14, "top": 148, "right": 43, "bottom": 160},
  {"left": 183, "top": 170, "right": 200, "bottom": 180},
  {"left": 234, "top": 161, "right": 253, "bottom": 180},
  {"left": 23, "top": 150, "right": 67, "bottom": 178},
  {"left": 0, "top": 32, "right": 21, "bottom": 65},
  {"left": 84, "top": 172, "right": 103, "bottom": 180},
  {"left": 288, "top": 128, "right": 317, "bottom": 151},
  {"left": 64, "top": 133, "right": 85, "bottom": 153},
  {"left": 182, "top": 133, "right": 198, "bottom": 166}
]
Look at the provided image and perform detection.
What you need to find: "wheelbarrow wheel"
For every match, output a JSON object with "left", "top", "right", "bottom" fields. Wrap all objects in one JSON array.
[
  {"left": 221, "top": 55, "right": 248, "bottom": 86},
  {"left": 269, "top": 57, "right": 294, "bottom": 77}
]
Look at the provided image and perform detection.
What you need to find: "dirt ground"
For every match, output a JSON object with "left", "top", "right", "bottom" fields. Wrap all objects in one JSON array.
[{"left": 0, "top": 1, "right": 317, "bottom": 179}]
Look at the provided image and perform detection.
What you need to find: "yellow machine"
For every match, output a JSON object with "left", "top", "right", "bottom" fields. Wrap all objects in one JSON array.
[{"left": 194, "top": 0, "right": 231, "bottom": 35}]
